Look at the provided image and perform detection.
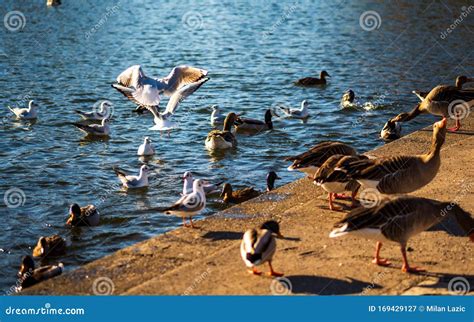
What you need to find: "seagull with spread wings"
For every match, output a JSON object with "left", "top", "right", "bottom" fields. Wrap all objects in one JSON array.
[{"left": 112, "top": 65, "right": 209, "bottom": 134}]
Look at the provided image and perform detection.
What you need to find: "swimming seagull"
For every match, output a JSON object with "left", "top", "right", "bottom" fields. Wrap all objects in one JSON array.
[
  {"left": 111, "top": 64, "right": 209, "bottom": 109},
  {"left": 162, "top": 179, "right": 207, "bottom": 228},
  {"left": 182, "top": 171, "right": 222, "bottom": 195},
  {"left": 74, "top": 101, "right": 112, "bottom": 121},
  {"left": 8, "top": 100, "right": 38, "bottom": 120},
  {"left": 72, "top": 118, "right": 110, "bottom": 137},
  {"left": 137, "top": 137, "right": 155, "bottom": 156},
  {"left": 210, "top": 105, "right": 225, "bottom": 126},
  {"left": 279, "top": 100, "right": 309, "bottom": 119},
  {"left": 114, "top": 165, "right": 149, "bottom": 188}
]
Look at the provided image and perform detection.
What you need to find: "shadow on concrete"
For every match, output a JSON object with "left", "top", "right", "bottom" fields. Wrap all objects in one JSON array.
[
  {"left": 201, "top": 231, "right": 243, "bottom": 241},
  {"left": 285, "top": 275, "right": 381, "bottom": 295}
]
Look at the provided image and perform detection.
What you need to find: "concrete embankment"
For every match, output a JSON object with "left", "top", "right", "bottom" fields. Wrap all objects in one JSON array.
[{"left": 25, "top": 115, "right": 474, "bottom": 295}]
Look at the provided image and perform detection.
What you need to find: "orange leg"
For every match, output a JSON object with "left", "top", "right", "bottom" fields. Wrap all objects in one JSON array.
[
  {"left": 182, "top": 217, "right": 189, "bottom": 227},
  {"left": 267, "top": 261, "right": 284, "bottom": 277},
  {"left": 400, "top": 246, "right": 425, "bottom": 273},
  {"left": 328, "top": 193, "right": 342, "bottom": 211},
  {"left": 350, "top": 187, "right": 360, "bottom": 208},
  {"left": 248, "top": 267, "right": 262, "bottom": 275},
  {"left": 371, "top": 242, "right": 391, "bottom": 266},
  {"left": 448, "top": 119, "right": 461, "bottom": 132},
  {"left": 189, "top": 217, "right": 198, "bottom": 229}
]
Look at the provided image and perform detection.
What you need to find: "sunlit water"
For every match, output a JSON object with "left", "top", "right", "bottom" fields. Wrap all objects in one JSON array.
[{"left": 1, "top": 0, "right": 473, "bottom": 291}]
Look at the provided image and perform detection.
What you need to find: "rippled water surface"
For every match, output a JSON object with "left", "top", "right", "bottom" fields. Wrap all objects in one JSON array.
[{"left": 1, "top": 0, "right": 473, "bottom": 290}]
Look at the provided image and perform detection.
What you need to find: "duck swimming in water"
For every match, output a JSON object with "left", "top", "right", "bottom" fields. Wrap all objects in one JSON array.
[{"left": 294, "top": 70, "right": 330, "bottom": 86}]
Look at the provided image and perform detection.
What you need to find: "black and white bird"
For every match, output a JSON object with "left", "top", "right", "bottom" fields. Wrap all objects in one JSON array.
[
  {"left": 279, "top": 100, "right": 310, "bottom": 119},
  {"left": 74, "top": 101, "right": 113, "bottom": 121},
  {"left": 137, "top": 137, "right": 155, "bottom": 156},
  {"left": 114, "top": 165, "right": 149, "bottom": 189},
  {"left": 162, "top": 179, "right": 207, "bottom": 228},
  {"left": 182, "top": 171, "right": 222, "bottom": 196},
  {"left": 8, "top": 100, "right": 38, "bottom": 120},
  {"left": 72, "top": 118, "right": 110, "bottom": 137}
]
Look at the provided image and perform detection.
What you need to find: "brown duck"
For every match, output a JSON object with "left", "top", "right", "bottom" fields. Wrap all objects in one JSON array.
[
  {"left": 330, "top": 196, "right": 474, "bottom": 273},
  {"left": 17, "top": 255, "right": 64, "bottom": 289},
  {"left": 294, "top": 70, "right": 330, "bottom": 86},
  {"left": 66, "top": 203, "right": 100, "bottom": 227},
  {"left": 220, "top": 183, "right": 261, "bottom": 204},
  {"left": 32, "top": 235, "right": 66, "bottom": 258}
]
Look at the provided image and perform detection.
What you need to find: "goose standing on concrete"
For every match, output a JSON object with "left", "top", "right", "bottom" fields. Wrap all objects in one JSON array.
[
  {"left": 241, "top": 220, "right": 284, "bottom": 276},
  {"left": 330, "top": 196, "right": 474, "bottom": 272},
  {"left": 114, "top": 165, "right": 149, "bottom": 189},
  {"left": 162, "top": 179, "right": 207, "bottom": 228},
  {"left": 313, "top": 154, "right": 367, "bottom": 210},
  {"left": 286, "top": 141, "right": 357, "bottom": 176},
  {"left": 294, "top": 70, "right": 330, "bottom": 86},
  {"left": 17, "top": 255, "right": 64, "bottom": 289},
  {"left": 336, "top": 119, "right": 446, "bottom": 195},
  {"left": 205, "top": 113, "right": 238, "bottom": 150},
  {"left": 235, "top": 109, "right": 277, "bottom": 134},
  {"left": 8, "top": 100, "right": 38, "bottom": 120},
  {"left": 72, "top": 118, "right": 110, "bottom": 137},
  {"left": 137, "top": 137, "right": 155, "bottom": 156},
  {"left": 391, "top": 78, "right": 474, "bottom": 132},
  {"left": 66, "top": 203, "right": 100, "bottom": 227},
  {"left": 74, "top": 101, "right": 112, "bottom": 121},
  {"left": 279, "top": 100, "right": 310, "bottom": 119}
]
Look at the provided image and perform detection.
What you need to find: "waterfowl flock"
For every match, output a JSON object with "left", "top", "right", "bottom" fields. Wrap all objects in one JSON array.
[{"left": 5, "top": 65, "right": 474, "bottom": 291}]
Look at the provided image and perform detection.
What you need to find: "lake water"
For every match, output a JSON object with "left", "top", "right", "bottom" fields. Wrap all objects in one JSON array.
[{"left": 1, "top": 0, "right": 473, "bottom": 291}]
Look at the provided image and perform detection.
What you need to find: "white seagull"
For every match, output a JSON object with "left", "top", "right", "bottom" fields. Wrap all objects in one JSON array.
[
  {"left": 114, "top": 165, "right": 149, "bottom": 188},
  {"left": 162, "top": 179, "right": 207, "bottom": 228},
  {"left": 72, "top": 118, "right": 110, "bottom": 137},
  {"left": 279, "top": 100, "right": 310, "bottom": 119},
  {"left": 8, "top": 100, "right": 38, "bottom": 120},
  {"left": 74, "top": 101, "right": 112, "bottom": 121},
  {"left": 137, "top": 137, "right": 155, "bottom": 156},
  {"left": 182, "top": 171, "right": 222, "bottom": 195},
  {"left": 210, "top": 105, "right": 226, "bottom": 126}
]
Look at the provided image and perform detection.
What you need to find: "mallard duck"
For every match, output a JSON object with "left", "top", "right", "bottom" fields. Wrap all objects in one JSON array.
[
  {"left": 205, "top": 112, "right": 238, "bottom": 150},
  {"left": 279, "top": 100, "right": 309, "bottom": 119},
  {"left": 313, "top": 154, "right": 367, "bottom": 210},
  {"left": 162, "top": 179, "right": 207, "bottom": 228},
  {"left": 294, "top": 70, "right": 330, "bottom": 86},
  {"left": 380, "top": 119, "right": 401, "bottom": 141},
  {"left": 66, "top": 203, "right": 100, "bottom": 227},
  {"left": 74, "top": 101, "right": 112, "bottom": 121},
  {"left": 340, "top": 89, "right": 355, "bottom": 108},
  {"left": 330, "top": 196, "right": 474, "bottom": 272},
  {"left": 286, "top": 141, "right": 357, "bottom": 176},
  {"left": 235, "top": 109, "right": 277, "bottom": 133},
  {"left": 266, "top": 171, "right": 281, "bottom": 192},
  {"left": 17, "top": 255, "right": 64, "bottom": 289},
  {"left": 32, "top": 235, "right": 66, "bottom": 258},
  {"left": 114, "top": 165, "right": 149, "bottom": 188},
  {"left": 137, "top": 136, "right": 155, "bottom": 156},
  {"left": 72, "top": 118, "right": 110, "bottom": 137},
  {"left": 392, "top": 77, "right": 474, "bottom": 132},
  {"left": 8, "top": 100, "right": 38, "bottom": 120},
  {"left": 337, "top": 119, "right": 446, "bottom": 194},
  {"left": 220, "top": 183, "right": 261, "bottom": 204},
  {"left": 241, "top": 220, "right": 284, "bottom": 276}
]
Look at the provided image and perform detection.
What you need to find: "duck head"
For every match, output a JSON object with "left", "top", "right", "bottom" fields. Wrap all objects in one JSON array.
[
  {"left": 220, "top": 183, "right": 233, "bottom": 199},
  {"left": 18, "top": 255, "right": 35, "bottom": 277},
  {"left": 66, "top": 203, "right": 82, "bottom": 225},
  {"left": 320, "top": 70, "right": 330, "bottom": 79},
  {"left": 380, "top": 119, "right": 402, "bottom": 141},
  {"left": 260, "top": 220, "right": 283, "bottom": 238},
  {"left": 455, "top": 76, "right": 473, "bottom": 89},
  {"left": 266, "top": 171, "right": 281, "bottom": 191},
  {"left": 32, "top": 237, "right": 48, "bottom": 257},
  {"left": 223, "top": 112, "right": 238, "bottom": 131}
]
